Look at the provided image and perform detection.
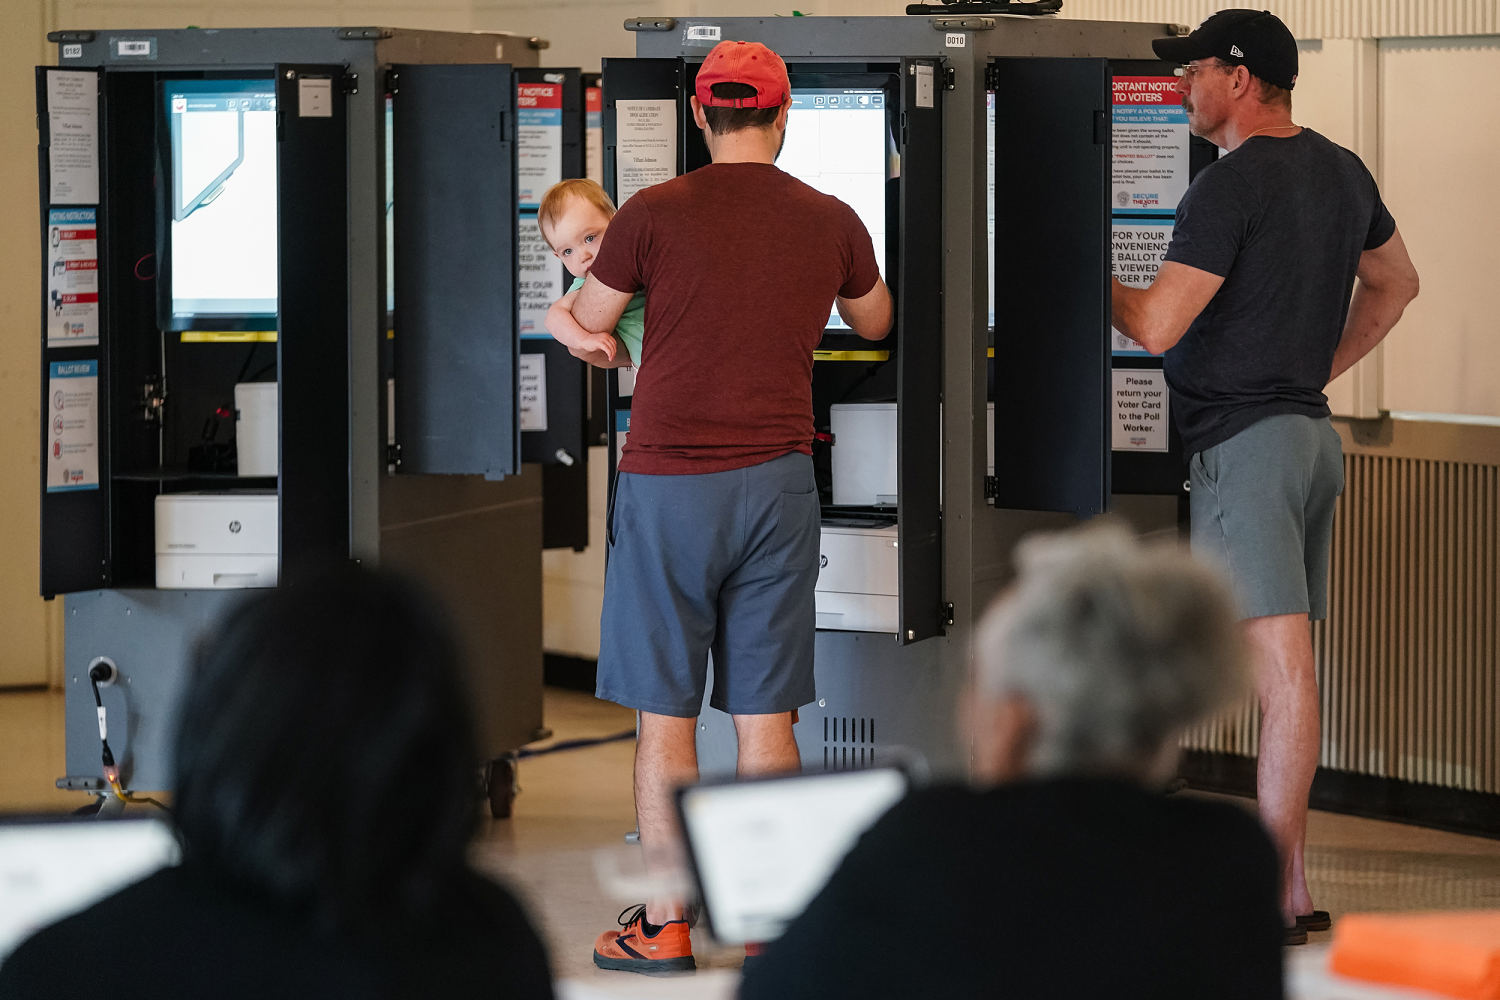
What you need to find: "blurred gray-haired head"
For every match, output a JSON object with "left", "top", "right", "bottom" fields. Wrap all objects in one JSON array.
[{"left": 972, "top": 523, "right": 1248, "bottom": 784}]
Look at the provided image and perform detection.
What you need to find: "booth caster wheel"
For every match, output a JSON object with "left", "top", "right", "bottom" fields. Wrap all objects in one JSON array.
[{"left": 487, "top": 754, "right": 518, "bottom": 819}]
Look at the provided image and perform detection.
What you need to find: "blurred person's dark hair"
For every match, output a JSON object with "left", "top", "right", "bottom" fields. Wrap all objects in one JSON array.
[{"left": 170, "top": 563, "right": 480, "bottom": 932}]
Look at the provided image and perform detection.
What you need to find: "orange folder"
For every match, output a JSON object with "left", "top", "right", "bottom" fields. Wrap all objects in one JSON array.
[{"left": 1329, "top": 910, "right": 1500, "bottom": 999}]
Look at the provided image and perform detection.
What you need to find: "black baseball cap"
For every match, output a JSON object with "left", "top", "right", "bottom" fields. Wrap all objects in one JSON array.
[{"left": 1153, "top": 9, "right": 1298, "bottom": 91}]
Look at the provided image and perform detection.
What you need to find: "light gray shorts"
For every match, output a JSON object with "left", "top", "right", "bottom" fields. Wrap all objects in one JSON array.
[{"left": 1189, "top": 414, "right": 1344, "bottom": 621}]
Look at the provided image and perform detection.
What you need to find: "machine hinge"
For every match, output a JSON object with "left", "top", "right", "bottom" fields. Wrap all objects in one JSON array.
[
  {"left": 527, "top": 36, "right": 550, "bottom": 50},
  {"left": 1093, "top": 109, "right": 1110, "bottom": 145},
  {"left": 338, "top": 27, "right": 393, "bottom": 41},
  {"left": 930, "top": 16, "right": 996, "bottom": 31},
  {"left": 984, "top": 64, "right": 1000, "bottom": 92},
  {"left": 942, "top": 603, "right": 955, "bottom": 627},
  {"left": 387, "top": 443, "right": 403, "bottom": 468},
  {"left": 984, "top": 475, "right": 999, "bottom": 500},
  {"left": 943, "top": 66, "right": 957, "bottom": 91},
  {"left": 625, "top": 17, "right": 677, "bottom": 31},
  {"left": 385, "top": 69, "right": 400, "bottom": 96},
  {"left": 341, "top": 71, "right": 360, "bottom": 96}
]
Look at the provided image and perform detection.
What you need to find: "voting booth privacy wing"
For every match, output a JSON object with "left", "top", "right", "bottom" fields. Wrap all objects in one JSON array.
[{"left": 36, "top": 28, "right": 552, "bottom": 799}]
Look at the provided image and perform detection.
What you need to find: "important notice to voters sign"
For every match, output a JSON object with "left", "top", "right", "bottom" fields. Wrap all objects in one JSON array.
[
  {"left": 1111, "top": 77, "right": 1189, "bottom": 216},
  {"left": 517, "top": 82, "right": 563, "bottom": 210},
  {"left": 516, "top": 81, "right": 566, "bottom": 336}
]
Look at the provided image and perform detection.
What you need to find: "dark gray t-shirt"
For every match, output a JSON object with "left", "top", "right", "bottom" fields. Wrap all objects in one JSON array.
[{"left": 1163, "top": 128, "right": 1395, "bottom": 455}]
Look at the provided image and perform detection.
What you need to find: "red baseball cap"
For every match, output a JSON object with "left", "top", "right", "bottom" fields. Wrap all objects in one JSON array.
[{"left": 694, "top": 40, "right": 791, "bottom": 109}]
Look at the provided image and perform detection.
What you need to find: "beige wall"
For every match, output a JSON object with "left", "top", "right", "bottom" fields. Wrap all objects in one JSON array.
[
  {"left": 1378, "top": 36, "right": 1500, "bottom": 417},
  {"left": 0, "top": 0, "right": 58, "bottom": 687}
]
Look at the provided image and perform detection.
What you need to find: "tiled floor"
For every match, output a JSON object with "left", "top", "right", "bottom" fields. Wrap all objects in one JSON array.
[{"left": 5, "top": 685, "right": 1500, "bottom": 993}]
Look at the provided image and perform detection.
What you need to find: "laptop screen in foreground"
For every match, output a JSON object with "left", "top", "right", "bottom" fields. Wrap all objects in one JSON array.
[
  {"left": 0, "top": 815, "right": 180, "bottom": 967},
  {"left": 676, "top": 766, "right": 908, "bottom": 945}
]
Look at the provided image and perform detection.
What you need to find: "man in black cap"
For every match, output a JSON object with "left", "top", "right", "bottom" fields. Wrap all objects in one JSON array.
[{"left": 1111, "top": 9, "right": 1419, "bottom": 944}]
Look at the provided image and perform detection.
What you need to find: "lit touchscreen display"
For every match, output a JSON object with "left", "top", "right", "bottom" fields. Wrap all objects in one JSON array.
[
  {"left": 165, "top": 80, "right": 279, "bottom": 325},
  {"left": 778, "top": 87, "right": 890, "bottom": 330}
]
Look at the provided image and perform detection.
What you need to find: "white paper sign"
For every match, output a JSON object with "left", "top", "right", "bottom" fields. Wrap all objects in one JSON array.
[
  {"left": 914, "top": 64, "right": 934, "bottom": 110},
  {"left": 46, "top": 71, "right": 99, "bottom": 205},
  {"left": 1110, "top": 219, "right": 1174, "bottom": 354},
  {"left": 518, "top": 217, "right": 565, "bottom": 336},
  {"left": 46, "top": 208, "right": 100, "bottom": 347},
  {"left": 1112, "top": 368, "right": 1169, "bottom": 453},
  {"left": 298, "top": 77, "right": 332, "bottom": 118},
  {"left": 47, "top": 361, "right": 100, "bottom": 491},
  {"left": 518, "top": 353, "right": 548, "bottom": 432},
  {"left": 616, "top": 100, "right": 677, "bottom": 205}
]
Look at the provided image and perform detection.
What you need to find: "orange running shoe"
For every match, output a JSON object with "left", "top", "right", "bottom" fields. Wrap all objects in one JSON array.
[{"left": 593, "top": 904, "right": 695, "bottom": 973}]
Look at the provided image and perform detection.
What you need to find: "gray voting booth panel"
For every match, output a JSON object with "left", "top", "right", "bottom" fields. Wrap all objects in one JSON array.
[
  {"left": 696, "top": 632, "right": 967, "bottom": 781},
  {"left": 61, "top": 476, "right": 546, "bottom": 793},
  {"left": 619, "top": 16, "right": 1169, "bottom": 774},
  {"left": 44, "top": 28, "right": 550, "bottom": 793},
  {"left": 64, "top": 590, "right": 245, "bottom": 791}
]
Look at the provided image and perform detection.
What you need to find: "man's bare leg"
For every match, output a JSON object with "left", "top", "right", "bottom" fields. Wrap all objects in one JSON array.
[
  {"left": 732, "top": 711, "right": 801, "bottom": 778},
  {"left": 1244, "top": 612, "right": 1320, "bottom": 924},
  {"left": 636, "top": 711, "right": 698, "bottom": 925}
]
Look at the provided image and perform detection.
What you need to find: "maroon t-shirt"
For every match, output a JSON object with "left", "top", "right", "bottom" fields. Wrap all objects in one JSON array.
[{"left": 589, "top": 162, "right": 880, "bottom": 475}]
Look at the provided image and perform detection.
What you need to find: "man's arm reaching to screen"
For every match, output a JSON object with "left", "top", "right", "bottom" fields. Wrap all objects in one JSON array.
[{"left": 837, "top": 277, "right": 894, "bottom": 342}]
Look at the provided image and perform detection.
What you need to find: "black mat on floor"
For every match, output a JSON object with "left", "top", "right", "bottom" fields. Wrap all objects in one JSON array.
[
  {"left": 1179, "top": 749, "right": 1500, "bottom": 841},
  {"left": 543, "top": 653, "right": 597, "bottom": 694}
]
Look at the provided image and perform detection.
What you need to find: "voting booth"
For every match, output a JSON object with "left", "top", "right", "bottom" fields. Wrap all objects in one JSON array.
[
  {"left": 601, "top": 13, "right": 1208, "bottom": 775},
  {"left": 37, "top": 27, "right": 584, "bottom": 810}
]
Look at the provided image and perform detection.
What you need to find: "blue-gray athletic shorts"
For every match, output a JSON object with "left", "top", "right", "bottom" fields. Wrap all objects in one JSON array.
[
  {"left": 596, "top": 451, "right": 820, "bottom": 717},
  {"left": 1189, "top": 414, "right": 1344, "bottom": 621}
]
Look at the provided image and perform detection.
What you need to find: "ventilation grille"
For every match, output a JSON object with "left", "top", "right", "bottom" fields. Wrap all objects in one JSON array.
[
  {"left": 1184, "top": 450, "right": 1500, "bottom": 795},
  {"left": 1060, "top": 1, "right": 1500, "bottom": 40},
  {"left": 823, "top": 716, "right": 877, "bottom": 770}
]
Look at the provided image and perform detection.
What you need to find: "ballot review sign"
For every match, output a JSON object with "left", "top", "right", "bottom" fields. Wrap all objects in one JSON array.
[{"left": 517, "top": 82, "right": 566, "bottom": 337}]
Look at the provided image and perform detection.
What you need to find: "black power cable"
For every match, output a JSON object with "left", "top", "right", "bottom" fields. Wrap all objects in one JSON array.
[{"left": 85, "top": 658, "right": 168, "bottom": 812}]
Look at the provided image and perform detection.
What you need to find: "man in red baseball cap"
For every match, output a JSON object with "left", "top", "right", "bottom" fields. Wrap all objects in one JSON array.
[{"left": 566, "top": 39, "right": 893, "bottom": 974}]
